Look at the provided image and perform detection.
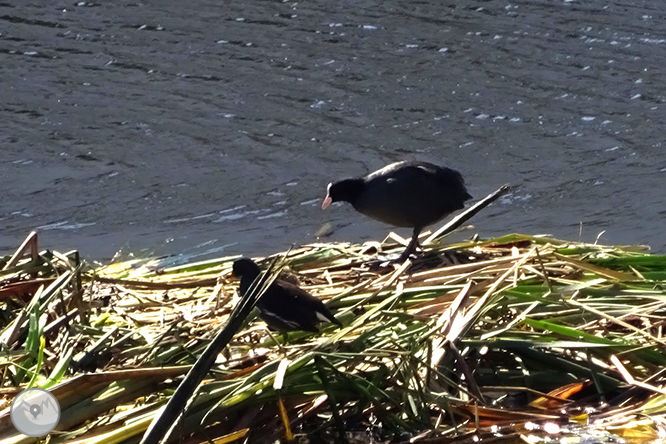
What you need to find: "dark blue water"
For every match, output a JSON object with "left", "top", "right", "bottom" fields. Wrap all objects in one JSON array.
[{"left": 2, "top": 0, "right": 665, "bottom": 262}]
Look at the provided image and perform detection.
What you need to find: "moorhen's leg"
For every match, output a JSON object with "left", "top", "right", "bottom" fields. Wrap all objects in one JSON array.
[{"left": 399, "top": 227, "right": 422, "bottom": 262}]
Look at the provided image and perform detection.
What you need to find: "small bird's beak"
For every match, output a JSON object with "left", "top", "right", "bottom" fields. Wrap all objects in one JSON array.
[{"left": 321, "top": 195, "right": 332, "bottom": 210}]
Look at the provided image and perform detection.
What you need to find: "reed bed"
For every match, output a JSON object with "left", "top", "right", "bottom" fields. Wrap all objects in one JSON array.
[{"left": 1, "top": 228, "right": 666, "bottom": 444}]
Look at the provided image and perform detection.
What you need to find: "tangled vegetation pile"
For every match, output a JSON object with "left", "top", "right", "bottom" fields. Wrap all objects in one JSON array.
[{"left": 1, "top": 228, "right": 666, "bottom": 444}]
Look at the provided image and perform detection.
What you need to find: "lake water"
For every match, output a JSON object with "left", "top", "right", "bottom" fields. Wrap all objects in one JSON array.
[{"left": 2, "top": 0, "right": 665, "bottom": 262}]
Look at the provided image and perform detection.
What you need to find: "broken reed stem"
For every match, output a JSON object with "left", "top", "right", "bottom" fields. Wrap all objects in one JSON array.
[{"left": 424, "top": 184, "right": 512, "bottom": 244}]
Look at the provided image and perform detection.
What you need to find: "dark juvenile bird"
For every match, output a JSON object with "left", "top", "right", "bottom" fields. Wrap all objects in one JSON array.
[
  {"left": 232, "top": 257, "right": 342, "bottom": 333},
  {"left": 322, "top": 161, "right": 472, "bottom": 261}
]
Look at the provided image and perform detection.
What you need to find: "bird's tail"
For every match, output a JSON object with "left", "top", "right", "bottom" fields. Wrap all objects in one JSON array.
[{"left": 320, "top": 306, "right": 342, "bottom": 327}]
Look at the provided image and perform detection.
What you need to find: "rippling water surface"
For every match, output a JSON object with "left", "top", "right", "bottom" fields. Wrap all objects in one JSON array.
[{"left": 2, "top": 0, "right": 665, "bottom": 261}]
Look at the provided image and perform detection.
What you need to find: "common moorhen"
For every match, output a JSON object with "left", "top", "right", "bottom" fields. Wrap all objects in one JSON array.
[
  {"left": 322, "top": 161, "right": 472, "bottom": 261},
  {"left": 232, "top": 257, "right": 342, "bottom": 333}
]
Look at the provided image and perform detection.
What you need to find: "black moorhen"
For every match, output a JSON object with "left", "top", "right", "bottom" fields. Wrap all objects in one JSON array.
[
  {"left": 232, "top": 257, "right": 342, "bottom": 333},
  {"left": 322, "top": 161, "right": 472, "bottom": 261}
]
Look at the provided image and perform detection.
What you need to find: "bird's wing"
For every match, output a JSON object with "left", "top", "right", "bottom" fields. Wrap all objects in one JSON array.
[{"left": 278, "top": 281, "right": 340, "bottom": 325}]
